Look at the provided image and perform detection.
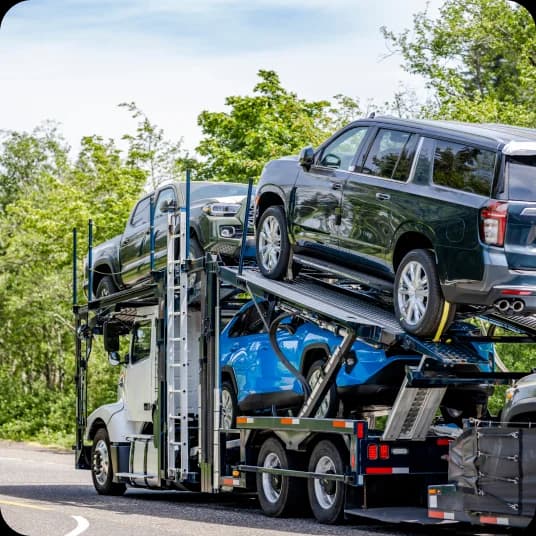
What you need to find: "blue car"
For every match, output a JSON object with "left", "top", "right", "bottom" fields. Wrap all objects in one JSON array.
[{"left": 219, "top": 300, "right": 494, "bottom": 428}]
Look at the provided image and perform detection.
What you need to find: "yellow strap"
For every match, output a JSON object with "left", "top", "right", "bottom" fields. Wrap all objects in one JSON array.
[{"left": 433, "top": 301, "right": 451, "bottom": 342}]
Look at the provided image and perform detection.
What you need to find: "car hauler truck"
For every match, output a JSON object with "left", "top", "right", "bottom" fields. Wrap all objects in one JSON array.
[{"left": 73, "top": 187, "right": 536, "bottom": 527}]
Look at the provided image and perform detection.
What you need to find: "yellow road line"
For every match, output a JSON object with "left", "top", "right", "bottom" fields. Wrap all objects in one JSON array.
[{"left": 0, "top": 499, "right": 52, "bottom": 511}]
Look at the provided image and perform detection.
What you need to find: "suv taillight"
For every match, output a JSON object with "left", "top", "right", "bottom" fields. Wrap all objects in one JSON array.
[{"left": 480, "top": 201, "right": 508, "bottom": 246}]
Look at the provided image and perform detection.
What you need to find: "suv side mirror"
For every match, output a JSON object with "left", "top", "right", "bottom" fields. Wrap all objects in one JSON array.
[
  {"left": 299, "top": 146, "right": 315, "bottom": 171},
  {"left": 159, "top": 199, "right": 177, "bottom": 213}
]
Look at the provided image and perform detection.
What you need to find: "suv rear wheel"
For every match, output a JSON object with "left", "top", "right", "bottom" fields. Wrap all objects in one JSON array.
[
  {"left": 256, "top": 206, "right": 290, "bottom": 280},
  {"left": 394, "top": 249, "right": 455, "bottom": 337}
]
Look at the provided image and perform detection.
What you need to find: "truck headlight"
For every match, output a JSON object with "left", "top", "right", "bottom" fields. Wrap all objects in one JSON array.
[{"left": 203, "top": 203, "right": 241, "bottom": 216}]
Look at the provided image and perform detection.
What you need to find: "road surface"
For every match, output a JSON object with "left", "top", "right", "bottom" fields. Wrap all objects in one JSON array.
[{"left": 0, "top": 441, "right": 508, "bottom": 536}]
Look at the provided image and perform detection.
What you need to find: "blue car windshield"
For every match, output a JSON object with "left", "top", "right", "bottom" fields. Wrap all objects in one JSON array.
[{"left": 507, "top": 155, "right": 536, "bottom": 201}]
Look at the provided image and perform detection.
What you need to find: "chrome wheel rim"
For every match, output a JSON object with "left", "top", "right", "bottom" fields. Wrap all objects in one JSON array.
[
  {"left": 221, "top": 389, "right": 234, "bottom": 430},
  {"left": 308, "top": 369, "right": 331, "bottom": 418},
  {"left": 93, "top": 439, "right": 110, "bottom": 486},
  {"left": 258, "top": 215, "right": 282, "bottom": 272},
  {"left": 314, "top": 455, "right": 337, "bottom": 510},
  {"left": 397, "top": 261, "right": 429, "bottom": 326},
  {"left": 262, "top": 452, "right": 282, "bottom": 504}
]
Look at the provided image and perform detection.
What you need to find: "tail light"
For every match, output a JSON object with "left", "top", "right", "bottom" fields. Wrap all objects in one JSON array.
[
  {"left": 367, "top": 444, "right": 378, "bottom": 460},
  {"left": 379, "top": 444, "right": 390, "bottom": 460},
  {"left": 480, "top": 201, "right": 508, "bottom": 246}
]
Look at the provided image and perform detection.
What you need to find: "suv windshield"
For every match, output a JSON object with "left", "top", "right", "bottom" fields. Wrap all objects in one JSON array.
[{"left": 507, "top": 155, "right": 536, "bottom": 201}]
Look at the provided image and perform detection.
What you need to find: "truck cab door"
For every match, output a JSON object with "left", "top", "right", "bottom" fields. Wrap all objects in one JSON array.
[
  {"left": 120, "top": 196, "right": 151, "bottom": 286},
  {"left": 124, "top": 319, "right": 155, "bottom": 423}
]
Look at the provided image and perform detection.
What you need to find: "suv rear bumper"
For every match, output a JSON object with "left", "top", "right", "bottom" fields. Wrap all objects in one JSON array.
[{"left": 441, "top": 248, "right": 536, "bottom": 313}]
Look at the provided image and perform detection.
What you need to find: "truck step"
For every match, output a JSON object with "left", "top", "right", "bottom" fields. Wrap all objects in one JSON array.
[
  {"left": 115, "top": 472, "right": 157, "bottom": 480},
  {"left": 382, "top": 377, "right": 446, "bottom": 441}
]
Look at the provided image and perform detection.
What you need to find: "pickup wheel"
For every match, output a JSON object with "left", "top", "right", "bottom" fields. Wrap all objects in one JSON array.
[
  {"left": 96, "top": 275, "right": 118, "bottom": 298},
  {"left": 91, "top": 428, "right": 126, "bottom": 496},
  {"left": 256, "top": 206, "right": 291, "bottom": 280},
  {"left": 394, "top": 249, "right": 455, "bottom": 337},
  {"left": 308, "top": 440, "right": 345, "bottom": 524},
  {"left": 256, "top": 437, "right": 305, "bottom": 517}
]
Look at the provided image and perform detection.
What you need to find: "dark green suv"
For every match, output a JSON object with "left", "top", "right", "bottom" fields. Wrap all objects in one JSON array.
[{"left": 255, "top": 117, "right": 536, "bottom": 337}]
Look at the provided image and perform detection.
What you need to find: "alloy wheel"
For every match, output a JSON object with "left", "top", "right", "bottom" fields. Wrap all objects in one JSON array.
[
  {"left": 397, "top": 260, "right": 429, "bottom": 326},
  {"left": 93, "top": 439, "right": 110, "bottom": 486},
  {"left": 258, "top": 215, "right": 282, "bottom": 272},
  {"left": 262, "top": 452, "right": 283, "bottom": 504}
]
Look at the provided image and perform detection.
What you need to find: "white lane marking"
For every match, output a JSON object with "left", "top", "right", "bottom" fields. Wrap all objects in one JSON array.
[{"left": 65, "top": 515, "right": 89, "bottom": 536}]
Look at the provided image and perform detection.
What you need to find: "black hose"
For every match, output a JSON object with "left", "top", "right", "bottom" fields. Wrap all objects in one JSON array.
[{"left": 269, "top": 312, "right": 311, "bottom": 397}]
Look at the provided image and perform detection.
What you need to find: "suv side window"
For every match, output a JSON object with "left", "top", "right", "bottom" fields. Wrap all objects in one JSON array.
[
  {"left": 130, "top": 197, "right": 150, "bottom": 227},
  {"left": 131, "top": 321, "right": 152, "bottom": 364},
  {"left": 318, "top": 127, "right": 368, "bottom": 170},
  {"left": 229, "top": 302, "right": 270, "bottom": 338},
  {"left": 432, "top": 140, "right": 495, "bottom": 196},
  {"left": 362, "top": 129, "right": 416, "bottom": 181}
]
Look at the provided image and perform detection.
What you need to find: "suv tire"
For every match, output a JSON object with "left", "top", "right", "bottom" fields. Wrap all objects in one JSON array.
[
  {"left": 394, "top": 249, "right": 455, "bottom": 337},
  {"left": 256, "top": 206, "right": 290, "bottom": 280}
]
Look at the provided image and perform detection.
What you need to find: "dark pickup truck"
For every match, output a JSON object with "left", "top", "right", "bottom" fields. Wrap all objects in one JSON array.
[{"left": 88, "top": 181, "right": 253, "bottom": 298}]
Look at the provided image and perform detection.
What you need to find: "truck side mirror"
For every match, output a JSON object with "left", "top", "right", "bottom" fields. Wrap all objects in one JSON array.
[
  {"left": 299, "top": 146, "right": 315, "bottom": 171},
  {"left": 108, "top": 351, "right": 121, "bottom": 366},
  {"left": 160, "top": 199, "right": 177, "bottom": 213},
  {"left": 103, "top": 322, "right": 120, "bottom": 353}
]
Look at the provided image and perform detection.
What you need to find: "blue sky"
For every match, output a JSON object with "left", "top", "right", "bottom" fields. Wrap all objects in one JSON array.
[{"left": 0, "top": 0, "right": 436, "bottom": 153}]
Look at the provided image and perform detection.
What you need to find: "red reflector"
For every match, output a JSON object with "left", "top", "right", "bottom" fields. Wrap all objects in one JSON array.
[
  {"left": 350, "top": 454, "right": 356, "bottom": 468},
  {"left": 366, "top": 467, "right": 393, "bottom": 475},
  {"left": 367, "top": 444, "right": 378, "bottom": 460},
  {"left": 379, "top": 444, "right": 390, "bottom": 460},
  {"left": 357, "top": 422, "right": 365, "bottom": 438},
  {"left": 501, "top": 289, "right": 533, "bottom": 296},
  {"left": 436, "top": 438, "right": 451, "bottom": 446},
  {"left": 429, "top": 510, "right": 445, "bottom": 519}
]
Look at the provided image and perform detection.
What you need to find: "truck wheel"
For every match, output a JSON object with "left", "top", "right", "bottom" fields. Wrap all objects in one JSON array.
[
  {"left": 394, "top": 249, "right": 455, "bottom": 337},
  {"left": 306, "top": 360, "right": 338, "bottom": 418},
  {"left": 256, "top": 206, "right": 290, "bottom": 280},
  {"left": 221, "top": 381, "right": 237, "bottom": 430},
  {"left": 96, "top": 276, "right": 118, "bottom": 298},
  {"left": 256, "top": 437, "right": 304, "bottom": 517},
  {"left": 91, "top": 428, "right": 126, "bottom": 496},
  {"left": 308, "top": 440, "right": 345, "bottom": 524}
]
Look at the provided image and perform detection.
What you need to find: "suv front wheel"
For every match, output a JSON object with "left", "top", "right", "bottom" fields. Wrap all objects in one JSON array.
[
  {"left": 256, "top": 206, "right": 291, "bottom": 280},
  {"left": 394, "top": 249, "right": 455, "bottom": 337}
]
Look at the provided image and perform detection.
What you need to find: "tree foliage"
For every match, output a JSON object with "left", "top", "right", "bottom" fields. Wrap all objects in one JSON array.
[
  {"left": 382, "top": 0, "right": 536, "bottom": 124},
  {"left": 191, "top": 70, "right": 363, "bottom": 182}
]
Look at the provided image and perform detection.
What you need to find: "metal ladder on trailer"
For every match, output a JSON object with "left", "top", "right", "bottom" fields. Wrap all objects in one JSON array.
[{"left": 166, "top": 208, "right": 190, "bottom": 480}]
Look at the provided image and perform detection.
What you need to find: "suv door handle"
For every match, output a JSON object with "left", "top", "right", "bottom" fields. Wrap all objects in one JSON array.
[
  {"left": 331, "top": 182, "right": 342, "bottom": 191},
  {"left": 376, "top": 193, "right": 390, "bottom": 201}
]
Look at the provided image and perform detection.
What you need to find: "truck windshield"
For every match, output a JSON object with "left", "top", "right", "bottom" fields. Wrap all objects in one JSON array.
[
  {"left": 507, "top": 155, "right": 536, "bottom": 201},
  {"left": 189, "top": 183, "right": 250, "bottom": 200}
]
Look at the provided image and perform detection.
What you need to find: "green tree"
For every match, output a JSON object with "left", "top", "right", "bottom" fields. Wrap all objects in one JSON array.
[
  {"left": 192, "top": 70, "right": 334, "bottom": 182},
  {"left": 120, "top": 102, "right": 185, "bottom": 189},
  {"left": 382, "top": 0, "right": 536, "bottom": 124}
]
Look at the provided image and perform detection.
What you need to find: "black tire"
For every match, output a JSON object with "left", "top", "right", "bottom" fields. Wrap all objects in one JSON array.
[
  {"left": 221, "top": 381, "right": 238, "bottom": 430},
  {"left": 305, "top": 360, "right": 338, "bottom": 418},
  {"left": 95, "top": 275, "right": 119, "bottom": 299},
  {"left": 256, "top": 206, "right": 291, "bottom": 280},
  {"left": 189, "top": 235, "right": 203, "bottom": 260},
  {"left": 256, "top": 437, "right": 305, "bottom": 517},
  {"left": 307, "top": 440, "right": 345, "bottom": 524},
  {"left": 91, "top": 428, "right": 126, "bottom": 496},
  {"left": 394, "top": 249, "right": 456, "bottom": 337}
]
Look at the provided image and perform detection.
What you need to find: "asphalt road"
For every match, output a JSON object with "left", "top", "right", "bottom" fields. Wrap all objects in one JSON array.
[{"left": 0, "top": 441, "right": 511, "bottom": 536}]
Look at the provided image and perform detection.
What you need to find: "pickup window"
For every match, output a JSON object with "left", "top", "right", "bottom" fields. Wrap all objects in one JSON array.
[
  {"left": 131, "top": 321, "right": 152, "bottom": 364},
  {"left": 130, "top": 197, "right": 150, "bottom": 227},
  {"left": 156, "top": 188, "right": 177, "bottom": 217}
]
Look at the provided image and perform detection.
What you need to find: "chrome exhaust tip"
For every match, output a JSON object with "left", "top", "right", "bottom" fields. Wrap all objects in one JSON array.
[
  {"left": 512, "top": 300, "right": 525, "bottom": 313},
  {"left": 495, "top": 299, "right": 511, "bottom": 313}
]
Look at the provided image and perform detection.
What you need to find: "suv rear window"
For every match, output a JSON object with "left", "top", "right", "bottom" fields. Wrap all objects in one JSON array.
[
  {"left": 432, "top": 140, "right": 495, "bottom": 196},
  {"left": 507, "top": 155, "right": 536, "bottom": 201}
]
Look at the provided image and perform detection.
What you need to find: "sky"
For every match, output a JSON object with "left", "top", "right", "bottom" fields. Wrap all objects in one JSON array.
[{"left": 0, "top": 0, "right": 437, "bottom": 155}]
